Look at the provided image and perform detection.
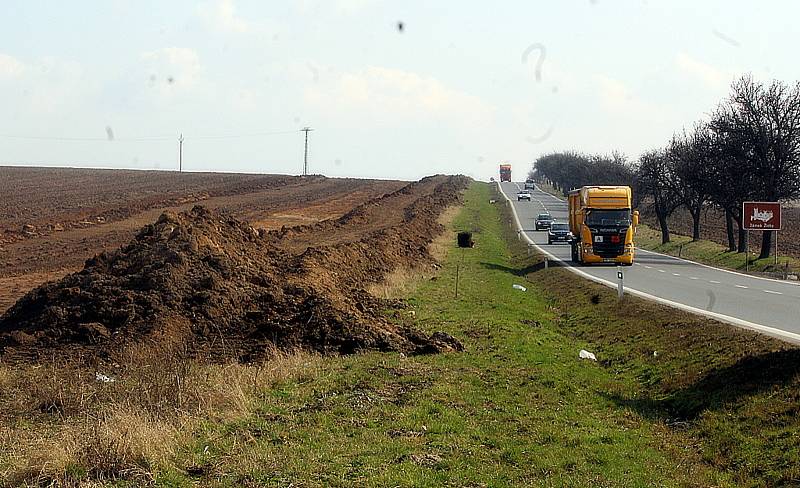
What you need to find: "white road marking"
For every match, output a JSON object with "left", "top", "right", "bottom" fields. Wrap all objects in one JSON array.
[
  {"left": 735, "top": 285, "right": 748, "bottom": 289},
  {"left": 657, "top": 269, "right": 666, "bottom": 273},
  {"left": 709, "top": 280, "right": 721, "bottom": 284},
  {"left": 634, "top": 263, "right": 641, "bottom": 266},
  {"left": 643, "top": 265, "right": 652, "bottom": 269},
  {"left": 764, "top": 290, "right": 783, "bottom": 295},
  {"left": 497, "top": 182, "right": 800, "bottom": 345},
  {"left": 672, "top": 273, "right": 680, "bottom": 276},
  {"left": 690, "top": 277, "right": 699, "bottom": 280}
]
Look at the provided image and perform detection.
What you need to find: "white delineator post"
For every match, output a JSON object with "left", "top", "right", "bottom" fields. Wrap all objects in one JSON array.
[{"left": 617, "top": 266, "right": 624, "bottom": 299}]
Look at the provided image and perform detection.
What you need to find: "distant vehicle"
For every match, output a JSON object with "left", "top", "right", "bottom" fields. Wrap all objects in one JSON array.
[
  {"left": 535, "top": 213, "right": 553, "bottom": 230},
  {"left": 568, "top": 185, "right": 639, "bottom": 265},
  {"left": 499, "top": 164, "right": 512, "bottom": 182},
  {"left": 547, "top": 222, "right": 572, "bottom": 244},
  {"left": 524, "top": 179, "right": 535, "bottom": 190},
  {"left": 517, "top": 190, "right": 532, "bottom": 201}
]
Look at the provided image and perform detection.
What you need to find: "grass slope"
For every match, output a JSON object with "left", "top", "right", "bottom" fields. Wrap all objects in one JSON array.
[
  {"left": 159, "top": 183, "right": 731, "bottom": 487},
  {"left": 4, "top": 181, "right": 800, "bottom": 487}
]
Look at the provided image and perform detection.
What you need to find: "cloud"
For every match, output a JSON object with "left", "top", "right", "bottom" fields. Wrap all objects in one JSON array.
[
  {"left": 590, "top": 73, "right": 669, "bottom": 123},
  {"left": 295, "top": 0, "right": 377, "bottom": 15},
  {"left": 198, "top": 0, "right": 250, "bottom": 33},
  {"left": 674, "top": 52, "right": 730, "bottom": 91},
  {"left": 0, "top": 53, "right": 24, "bottom": 79},
  {"left": 304, "top": 66, "right": 494, "bottom": 127}
]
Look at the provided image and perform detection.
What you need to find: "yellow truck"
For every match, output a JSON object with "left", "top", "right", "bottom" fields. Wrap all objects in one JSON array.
[{"left": 568, "top": 186, "right": 639, "bottom": 265}]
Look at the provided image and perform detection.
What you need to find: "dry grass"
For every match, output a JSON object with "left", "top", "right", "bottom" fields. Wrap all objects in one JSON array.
[
  {"left": 367, "top": 204, "right": 462, "bottom": 300},
  {"left": 0, "top": 349, "right": 322, "bottom": 486}
]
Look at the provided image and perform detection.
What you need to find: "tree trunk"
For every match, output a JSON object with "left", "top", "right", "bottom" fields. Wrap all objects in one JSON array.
[
  {"left": 725, "top": 209, "right": 735, "bottom": 251},
  {"left": 758, "top": 230, "right": 772, "bottom": 259},
  {"left": 736, "top": 219, "right": 746, "bottom": 253},
  {"left": 690, "top": 207, "right": 701, "bottom": 241},
  {"left": 657, "top": 209, "right": 670, "bottom": 244}
]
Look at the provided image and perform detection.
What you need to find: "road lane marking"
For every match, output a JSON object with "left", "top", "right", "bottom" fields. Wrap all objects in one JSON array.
[
  {"left": 530, "top": 184, "right": 800, "bottom": 289},
  {"left": 690, "top": 277, "right": 699, "bottom": 280},
  {"left": 672, "top": 273, "right": 680, "bottom": 276},
  {"left": 764, "top": 290, "right": 783, "bottom": 295},
  {"left": 657, "top": 269, "right": 666, "bottom": 273},
  {"left": 735, "top": 285, "right": 748, "bottom": 289},
  {"left": 497, "top": 183, "right": 800, "bottom": 345},
  {"left": 643, "top": 265, "right": 652, "bottom": 269},
  {"left": 709, "top": 280, "right": 721, "bottom": 284}
]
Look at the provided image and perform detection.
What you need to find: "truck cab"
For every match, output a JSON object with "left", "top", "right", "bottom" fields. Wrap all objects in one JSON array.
[{"left": 568, "top": 186, "right": 639, "bottom": 265}]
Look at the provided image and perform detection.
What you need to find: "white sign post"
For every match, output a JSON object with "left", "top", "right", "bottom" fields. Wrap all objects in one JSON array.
[{"left": 617, "top": 267, "right": 624, "bottom": 299}]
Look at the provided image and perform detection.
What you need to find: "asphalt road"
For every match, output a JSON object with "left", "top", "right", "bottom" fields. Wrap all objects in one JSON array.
[{"left": 500, "top": 181, "right": 800, "bottom": 342}]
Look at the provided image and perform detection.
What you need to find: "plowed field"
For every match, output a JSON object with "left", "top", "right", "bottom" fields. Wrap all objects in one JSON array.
[
  {"left": 0, "top": 167, "right": 470, "bottom": 362},
  {"left": 0, "top": 167, "right": 405, "bottom": 313}
]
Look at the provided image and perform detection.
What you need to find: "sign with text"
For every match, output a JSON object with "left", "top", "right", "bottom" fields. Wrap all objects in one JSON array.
[{"left": 743, "top": 201, "right": 782, "bottom": 230}]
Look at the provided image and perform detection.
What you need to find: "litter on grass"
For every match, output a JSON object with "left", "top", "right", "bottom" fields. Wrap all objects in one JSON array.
[
  {"left": 512, "top": 284, "right": 527, "bottom": 292},
  {"left": 95, "top": 372, "right": 115, "bottom": 383},
  {"left": 579, "top": 349, "right": 597, "bottom": 361}
]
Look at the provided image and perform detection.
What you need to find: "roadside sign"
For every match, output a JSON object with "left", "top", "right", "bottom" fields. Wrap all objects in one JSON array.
[{"left": 743, "top": 201, "right": 781, "bottom": 230}]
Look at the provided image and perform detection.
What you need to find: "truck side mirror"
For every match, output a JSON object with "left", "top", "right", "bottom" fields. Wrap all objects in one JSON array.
[{"left": 632, "top": 210, "right": 639, "bottom": 227}]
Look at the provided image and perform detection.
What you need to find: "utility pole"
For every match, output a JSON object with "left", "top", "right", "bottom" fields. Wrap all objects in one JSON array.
[
  {"left": 301, "top": 127, "right": 313, "bottom": 176},
  {"left": 178, "top": 133, "right": 184, "bottom": 173}
]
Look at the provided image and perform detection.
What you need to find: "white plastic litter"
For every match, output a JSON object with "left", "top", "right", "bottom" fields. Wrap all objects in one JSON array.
[
  {"left": 653, "top": 351, "right": 659, "bottom": 357},
  {"left": 512, "top": 284, "right": 527, "bottom": 292},
  {"left": 95, "top": 372, "right": 115, "bottom": 383},
  {"left": 579, "top": 349, "right": 597, "bottom": 361}
]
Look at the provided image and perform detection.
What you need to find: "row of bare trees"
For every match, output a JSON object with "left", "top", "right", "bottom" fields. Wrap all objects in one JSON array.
[{"left": 533, "top": 75, "right": 800, "bottom": 259}]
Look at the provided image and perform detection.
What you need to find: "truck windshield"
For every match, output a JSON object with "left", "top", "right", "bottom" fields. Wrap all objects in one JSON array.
[{"left": 585, "top": 209, "right": 631, "bottom": 226}]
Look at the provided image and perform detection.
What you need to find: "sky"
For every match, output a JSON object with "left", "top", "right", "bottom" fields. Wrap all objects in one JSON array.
[{"left": 1, "top": 0, "right": 799, "bottom": 181}]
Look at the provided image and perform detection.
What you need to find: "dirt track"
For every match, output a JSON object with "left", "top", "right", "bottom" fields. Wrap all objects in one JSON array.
[
  {"left": 0, "top": 167, "right": 405, "bottom": 313},
  {"left": 0, "top": 168, "right": 470, "bottom": 362}
]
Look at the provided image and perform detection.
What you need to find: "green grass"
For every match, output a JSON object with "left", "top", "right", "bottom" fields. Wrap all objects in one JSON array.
[
  {"left": 12, "top": 181, "right": 799, "bottom": 486},
  {"left": 149, "top": 182, "right": 750, "bottom": 487}
]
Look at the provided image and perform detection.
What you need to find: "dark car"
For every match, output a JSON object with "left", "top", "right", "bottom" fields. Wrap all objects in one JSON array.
[
  {"left": 534, "top": 213, "right": 553, "bottom": 230},
  {"left": 547, "top": 222, "right": 572, "bottom": 244}
]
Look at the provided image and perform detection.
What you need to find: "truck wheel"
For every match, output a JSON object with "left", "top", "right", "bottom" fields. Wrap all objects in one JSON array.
[{"left": 570, "top": 244, "right": 578, "bottom": 262}]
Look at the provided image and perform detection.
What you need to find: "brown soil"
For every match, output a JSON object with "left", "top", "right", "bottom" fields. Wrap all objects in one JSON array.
[
  {"left": 0, "top": 167, "right": 405, "bottom": 312},
  {"left": 0, "top": 175, "right": 470, "bottom": 362}
]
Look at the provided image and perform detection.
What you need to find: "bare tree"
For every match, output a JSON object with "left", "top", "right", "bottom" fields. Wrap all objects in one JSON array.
[
  {"left": 667, "top": 124, "right": 717, "bottom": 241},
  {"left": 532, "top": 151, "right": 635, "bottom": 196},
  {"left": 710, "top": 75, "right": 800, "bottom": 258},
  {"left": 637, "top": 149, "right": 681, "bottom": 244}
]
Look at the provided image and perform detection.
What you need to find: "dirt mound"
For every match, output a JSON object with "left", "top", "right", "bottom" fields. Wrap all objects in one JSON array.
[{"left": 0, "top": 176, "right": 469, "bottom": 362}]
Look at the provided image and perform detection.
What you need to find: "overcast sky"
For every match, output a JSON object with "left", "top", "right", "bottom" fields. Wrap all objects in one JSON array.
[{"left": 1, "top": 1, "right": 798, "bottom": 181}]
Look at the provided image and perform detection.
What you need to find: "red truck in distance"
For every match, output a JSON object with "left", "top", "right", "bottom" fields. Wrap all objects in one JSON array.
[{"left": 499, "top": 164, "right": 512, "bottom": 182}]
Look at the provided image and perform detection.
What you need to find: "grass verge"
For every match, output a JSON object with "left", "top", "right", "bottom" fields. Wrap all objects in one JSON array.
[
  {"left": 636, "top": 223, "right": 799, "bottom": 277},
  {"left": 3, "top": 181, "right": 799, "bottom": 486}
]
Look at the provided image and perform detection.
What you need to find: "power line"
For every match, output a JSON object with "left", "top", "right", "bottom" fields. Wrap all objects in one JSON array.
[
  {"left": 0, "top": 128, "right": 301, "bottom": 142},
  {"left": 187, "top": 129, "right": 299, "bottom": 140},
  {"left": 0, "top": 133, "right": 175, "bottom": 142}
]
